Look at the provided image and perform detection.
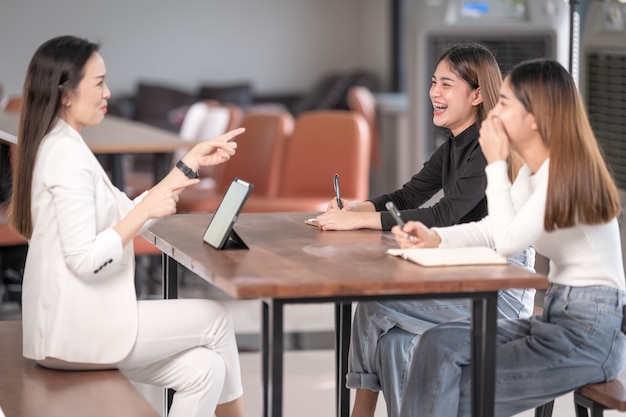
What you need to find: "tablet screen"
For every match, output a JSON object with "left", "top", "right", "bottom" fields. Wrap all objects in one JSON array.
[{"left": 202, "top": 178, "right": 253, "bottom": 249}]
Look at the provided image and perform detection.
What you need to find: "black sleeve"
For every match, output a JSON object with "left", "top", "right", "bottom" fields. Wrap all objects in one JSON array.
[{"left": 373, "top": 144, "right": 488, "bottom": 231}]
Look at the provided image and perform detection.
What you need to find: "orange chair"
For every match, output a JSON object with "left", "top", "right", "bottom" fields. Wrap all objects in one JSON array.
[
  {"left": 176, "top": 110, "right": 295, "bottom": 213},
  {"left": 2, "top": 95, "right": 23, "bottom": 114},
  {"left": 347, "top": 86, "right": 380, "bottom": 170},
  {"left": 243, "top": 110, "right": 370, "bottom": 212},
  {"left": 124, "top": 102, "right": 241, "bottom": 198}
]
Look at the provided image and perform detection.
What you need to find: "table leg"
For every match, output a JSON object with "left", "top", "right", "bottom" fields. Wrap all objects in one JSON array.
[
  {"left": 471, "top": 292, "right": 498, "bottom": 417},
  {"left": 335, "top": 302, "right": 352, "bottom": 417},
  {"left": 263, "top": 299, "right": 284, "bottom": 417},
  {"left": 110, "top": 154, "right": 125, "bottom": 190},
  {"left": 162, "top": 254, "right": 179, "bottom": 416},
  {"left": 153, "top": 153, "right": 172, "bottom": 183},
  {"left": 95, "top": 154, "right": 125, "bottom": 190},
  {"left": 261, "top": 302, "right": 269, "bottom": 417},
  {"left": 162, "top": 253, "right": 178, "bottom": 300}
]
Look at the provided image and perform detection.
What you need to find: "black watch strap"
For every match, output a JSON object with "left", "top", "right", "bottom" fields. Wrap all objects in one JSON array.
[{"left": 175, "top": 160, "right": 199, "bottom": 179}]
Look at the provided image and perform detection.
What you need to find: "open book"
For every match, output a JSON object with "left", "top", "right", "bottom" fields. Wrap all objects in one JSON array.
[{"left": 386, "top": 246, "right": 507, "bottom": 267}]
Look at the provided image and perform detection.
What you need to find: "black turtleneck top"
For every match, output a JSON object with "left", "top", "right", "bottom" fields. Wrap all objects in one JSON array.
[{"left": 370, "top": 123, "right": 488, "bottom": 231}]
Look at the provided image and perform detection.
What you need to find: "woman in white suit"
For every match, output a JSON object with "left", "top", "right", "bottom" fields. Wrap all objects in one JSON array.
[{"left": 9, "top": 35, "right": 247, "bottom": 417}]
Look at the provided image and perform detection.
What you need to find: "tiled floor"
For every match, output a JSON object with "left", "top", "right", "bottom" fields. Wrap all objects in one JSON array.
[{"left": 1, "top": 271, "right": 623, "bottom": 417}]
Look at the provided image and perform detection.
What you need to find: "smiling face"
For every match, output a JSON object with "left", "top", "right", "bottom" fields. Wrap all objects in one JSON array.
[
  {"left": 60, "top": 52, "right": 110, "bottom": 131},
  {"left": 429, "top": 60, "right": 483, "bottom": 137},
  {"left": 490, "top": 77, "right": 538, "bottom": 154}
]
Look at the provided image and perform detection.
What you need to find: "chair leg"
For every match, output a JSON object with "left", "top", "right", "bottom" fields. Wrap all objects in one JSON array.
[
  {"left": 535, "top": 399, "right": 555, "bottom": 417},
  {"left": 574, "top": 391, "right": 606, "bottom": 417}
]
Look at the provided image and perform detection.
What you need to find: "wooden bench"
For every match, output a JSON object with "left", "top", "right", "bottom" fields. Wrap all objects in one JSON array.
[
  {"left": 0, "top": 320, "right": 159, "bottom": 417},
  {"left": 571, "top": 371, "right": 626, "bottom": 416},
  {"left": 535, "top": 370, "right": 626, "bottom": 417}
]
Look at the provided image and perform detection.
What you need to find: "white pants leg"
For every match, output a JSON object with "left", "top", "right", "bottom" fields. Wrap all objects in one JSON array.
[{"left": 117, "top": 299, "right": 243, "bottom": 417}]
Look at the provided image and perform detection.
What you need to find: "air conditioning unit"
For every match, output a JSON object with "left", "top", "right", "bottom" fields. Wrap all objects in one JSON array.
[
  {"left": 405, "top": 0, "right": 571, "bottom": 178},
  {"left": 581, "top": 0, "right": 626, "bottom": 271}
]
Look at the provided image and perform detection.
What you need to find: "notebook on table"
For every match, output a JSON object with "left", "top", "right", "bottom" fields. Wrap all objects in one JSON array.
[{"left": 386, "top": 246, "right": 507, "bottom": 267}]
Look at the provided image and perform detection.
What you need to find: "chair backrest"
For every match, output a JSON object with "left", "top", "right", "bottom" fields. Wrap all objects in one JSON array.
[
  {"left": 2, "top": 96, "right": 23, "bottom": 114},
  {"left": 347, "top": 86, "right": 380, "bottom": 169},
  {"left": 218, "top": 110, "right": 294, "bottom": 197},
  {"left": 179, "top": 101, "right": 231, "bottom": 141},
  {"left": 176, "top": 101, "right": 233, "bottom": 181},
  {"left": 277, "top": 110, "right": 370, "bottom": 200}
]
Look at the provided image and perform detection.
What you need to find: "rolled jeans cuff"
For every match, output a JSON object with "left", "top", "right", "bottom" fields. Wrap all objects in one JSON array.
[{"left": 345, "top": 371, "right": 381, "bottom": 391}]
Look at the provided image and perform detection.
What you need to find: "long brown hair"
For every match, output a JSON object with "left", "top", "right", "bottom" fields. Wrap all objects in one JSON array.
[
  {"left": 9, "top": 36, "right": 100, "bottom": 238},
  {"left": 508, "top": 59, "right": 620, "bottom": 231},
  {"left": 439, "top": 42, "right": 521, "bottom": 181}
]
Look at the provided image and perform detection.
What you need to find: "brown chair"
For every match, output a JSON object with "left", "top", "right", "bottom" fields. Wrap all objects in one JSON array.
[
  {"left": 124, "top": 101, "right": 242, "bottom": 198},
  {"left": 2, "top": 95, "right": 23, "bottom": 114},
  {"left": 176, "top": 110, "right": 295, "bottom": 213},
  {"left": 347, "top": 86, "right": 380, "bottom": 170},
  {"left": 244, "top": 110, "right": 370, "bottom": 212}
]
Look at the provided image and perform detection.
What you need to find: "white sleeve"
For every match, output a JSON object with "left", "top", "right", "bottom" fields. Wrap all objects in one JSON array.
[
  {"left": 45, "top": 140, "right": 124, "bottom": 279},
  {"left": 435, "top": 160, "right": 548, "bottom": 257},
  {"left": 483, "top": 160, "right": 547, "bottom": 256}
]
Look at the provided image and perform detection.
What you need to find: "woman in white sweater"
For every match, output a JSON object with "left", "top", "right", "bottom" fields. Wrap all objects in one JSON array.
[
  {"left": 10, "top": 36, "right": 247, "bottom": 417},
  {"left": 392, "top": 59, "right": 626, "bottom": 416}
]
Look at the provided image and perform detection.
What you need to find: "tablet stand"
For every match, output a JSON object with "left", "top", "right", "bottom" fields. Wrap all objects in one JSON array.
[{"left": 222, "top": 228, "right": 248, "bottom": 250}]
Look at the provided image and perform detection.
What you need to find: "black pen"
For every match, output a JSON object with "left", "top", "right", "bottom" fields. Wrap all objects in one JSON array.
[
  {"left": 334, "top": 173, "right": 343, "bottom": 209},
  {"left": 386, "top": 201, "right": 415, "bottom": 241},
  {"left": 385, "top": 201, "right": 405, "bottom": 228}
]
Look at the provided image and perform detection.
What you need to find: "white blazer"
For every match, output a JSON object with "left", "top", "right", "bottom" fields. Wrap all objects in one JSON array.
[{"left": 22, "top": 119, "right": 147, "bottom": 364}]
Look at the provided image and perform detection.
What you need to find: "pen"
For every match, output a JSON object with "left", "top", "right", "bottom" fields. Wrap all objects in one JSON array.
[
  {"left": 334, "top": 173, "right": 343, "bottom": 209},
  {"left": 386, "top": 201, "right": 415, "bottom": 241}
]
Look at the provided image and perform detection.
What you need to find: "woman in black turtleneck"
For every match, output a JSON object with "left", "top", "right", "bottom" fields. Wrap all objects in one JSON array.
[{"left": 316, "top": 42, "right": 536, "bottom": 417}]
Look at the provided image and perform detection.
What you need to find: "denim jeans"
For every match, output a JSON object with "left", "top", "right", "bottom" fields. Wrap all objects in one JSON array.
[
  {"left": 403, "top": 283, "right": 626, "bottom": 417},
  {"left": 346, "top": 248, "right": 536, "bottom": 417}
]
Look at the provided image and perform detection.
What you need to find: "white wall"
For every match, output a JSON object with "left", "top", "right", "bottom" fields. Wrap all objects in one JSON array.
[{"left": 0, "top": 0, "right": 389, "bottom": 97}]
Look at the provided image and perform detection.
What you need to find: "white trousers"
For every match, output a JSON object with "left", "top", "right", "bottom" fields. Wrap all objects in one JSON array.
[{"left": 117, "top": 298, "right": 243, "bottom": 417}]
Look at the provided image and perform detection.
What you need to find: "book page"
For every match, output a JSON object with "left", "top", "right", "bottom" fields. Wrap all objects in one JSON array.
[{"left": 387, "top": 246, "right": 507, "bottom": 267}]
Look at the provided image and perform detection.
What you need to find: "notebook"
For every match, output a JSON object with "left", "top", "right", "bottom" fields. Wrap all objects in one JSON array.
[
  {"left": 202, "top": 177, "right": 254, "bottom": 250},
  {"left": 386, "top": 246, "right": 507, "bottom": 267}
]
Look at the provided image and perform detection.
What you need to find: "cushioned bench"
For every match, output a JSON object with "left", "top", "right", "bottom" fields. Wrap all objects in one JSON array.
[{"left": 0, "top": 320, "right": 159, "bottom": 417}]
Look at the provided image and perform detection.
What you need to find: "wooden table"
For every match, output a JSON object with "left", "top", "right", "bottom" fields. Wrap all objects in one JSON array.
[
  {"left": 0, "top": 112, "right": 198, "bottom": 188},
  {"left": 143, "top": 212, "right": 549, "bottom": 417}
]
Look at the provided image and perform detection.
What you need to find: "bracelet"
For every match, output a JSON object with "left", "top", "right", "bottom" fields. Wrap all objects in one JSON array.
[{"left": 175, "top": 160, "right": 199, "bottom": 179}]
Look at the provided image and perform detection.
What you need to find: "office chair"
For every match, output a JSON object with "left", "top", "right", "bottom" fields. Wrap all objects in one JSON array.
[
  {"left": 177, "top": 110, "right": 294, "bottom": 213},
  {"left": 1, "top": 96, "right": 23, "bottom": 114},
  {"left": 243, "top": 110, "right": 370, "bottom": 212},
  {"left": 347, "top": 86, "right": 380, "bottom": 170}
]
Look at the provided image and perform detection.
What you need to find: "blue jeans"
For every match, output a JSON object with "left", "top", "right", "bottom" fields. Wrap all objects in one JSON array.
[
  {"left": 346, "top": 248, "right": 536, "bottom": 417},
  {"left": 403, "top": 284, "right": 626, "bottom": 417}
]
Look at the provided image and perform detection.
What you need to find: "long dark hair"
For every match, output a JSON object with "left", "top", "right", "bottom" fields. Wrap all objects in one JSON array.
[
  {"left": 507, "top": 59, "right": 620, "bottom": 230},
  {"left": 9, "top": 36, "right": 100, "bottom": 238}
]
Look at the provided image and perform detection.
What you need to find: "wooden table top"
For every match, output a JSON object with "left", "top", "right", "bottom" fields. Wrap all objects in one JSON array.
[
  {"left": 144, "top": 212, "right": 549, "bottom": 300},
  {"left": 0, "top": 112, "right": 198, "bottom": 153}
]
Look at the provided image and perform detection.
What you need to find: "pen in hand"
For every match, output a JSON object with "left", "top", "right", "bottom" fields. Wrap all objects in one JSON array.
[
  {"left": 334, "top": 173, "right": 343, "bottom": 209},
  {"left": 386, "top": 201, "right": 415, "bottom": 242}
]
